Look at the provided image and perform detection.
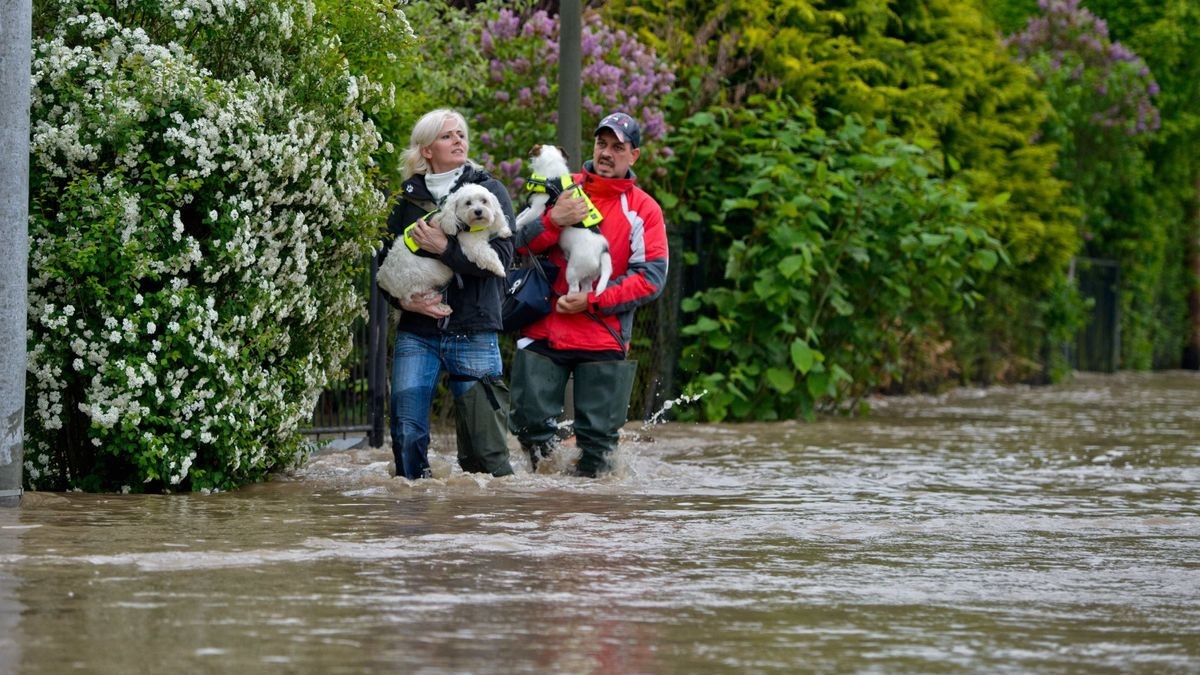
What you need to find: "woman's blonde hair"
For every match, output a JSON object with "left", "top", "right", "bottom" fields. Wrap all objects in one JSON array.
[{"left": 399, "top": 109, "right": 471, "bottom": 179}]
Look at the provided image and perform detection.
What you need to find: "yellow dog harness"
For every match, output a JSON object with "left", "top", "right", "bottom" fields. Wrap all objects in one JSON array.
[
  {"left": 525, "top": 174, "right": 603, "bottom": 228},
  {"left": 402, "top": 207, "right": 488, "bottom": 253}
]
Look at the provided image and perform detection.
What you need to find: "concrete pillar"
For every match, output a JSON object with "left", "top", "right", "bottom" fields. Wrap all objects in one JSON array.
[{"left": 1, "top": 0, "right": 33, "bottom": 506}]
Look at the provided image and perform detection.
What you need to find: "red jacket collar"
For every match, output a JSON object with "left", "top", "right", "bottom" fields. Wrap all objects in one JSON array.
[{"left": 580, "top": 161, "right": 636, "bottom": 199}]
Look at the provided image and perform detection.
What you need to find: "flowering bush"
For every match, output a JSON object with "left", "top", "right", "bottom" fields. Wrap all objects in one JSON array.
[
  {"left": 411, "top": 0, "right": 675, "bottom": 193},
  {"left": 1007, "top": 0, "right": 1160, "bottom": 141},
  {"left": 1006, "top": 0, "right": 1165, "bottom": 368},
  {"left": 25, "top": 1, "right": 397, "bottom": 492}
]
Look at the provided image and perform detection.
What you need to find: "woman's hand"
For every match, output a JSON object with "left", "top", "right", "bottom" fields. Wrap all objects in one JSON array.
[
  {"left": 410, "top": 217, "right": 449, "bottom": 254},
  {"left": 401, "top": 292, "right": 452, "bottom": 319}
]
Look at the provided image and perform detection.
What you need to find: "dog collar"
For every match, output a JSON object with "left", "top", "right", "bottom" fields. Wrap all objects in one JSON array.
[{"left": 526, "top": 174, "right": 602, "bottom": 228}]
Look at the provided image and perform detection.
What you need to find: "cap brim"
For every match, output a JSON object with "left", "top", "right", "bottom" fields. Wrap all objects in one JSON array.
[{"left": 596, "top": 124, "right": 629, "bottom": 144}]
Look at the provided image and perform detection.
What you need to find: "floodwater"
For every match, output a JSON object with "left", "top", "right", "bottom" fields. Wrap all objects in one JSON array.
[{"left": 1, "top": 371, "right": 1198, "bottom": 673}]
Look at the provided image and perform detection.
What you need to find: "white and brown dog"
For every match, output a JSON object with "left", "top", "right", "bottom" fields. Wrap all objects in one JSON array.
[
  {"left": 378, "top": 183, "right": 511, "bottom": 313},
  {"left": 516, "top": 144, "right": 612, "bottom": 295}
]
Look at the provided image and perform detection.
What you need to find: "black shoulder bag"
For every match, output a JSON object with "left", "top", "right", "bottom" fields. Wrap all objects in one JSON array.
[{"left": 502, "top": 256, "right": 557, "bottom": 332}]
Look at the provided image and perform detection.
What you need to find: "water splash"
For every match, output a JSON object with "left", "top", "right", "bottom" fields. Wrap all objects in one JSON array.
[{"left": 642, "top": 390, "right": 707, "bottom": 429}]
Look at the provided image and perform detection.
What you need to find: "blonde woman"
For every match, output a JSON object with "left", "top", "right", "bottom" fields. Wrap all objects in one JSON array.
[{"left": 380, "top": 109, "right": 515, "bottom": 479}]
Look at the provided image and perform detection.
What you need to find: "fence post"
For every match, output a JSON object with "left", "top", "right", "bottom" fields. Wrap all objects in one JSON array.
[{"left": 367, "top": 254, "right": 389, "bottom": 448}]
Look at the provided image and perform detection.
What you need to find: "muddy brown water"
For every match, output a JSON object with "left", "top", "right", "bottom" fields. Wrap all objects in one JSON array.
[{"left": 1, "top": 371, "right": 1198, "bottom": 673}]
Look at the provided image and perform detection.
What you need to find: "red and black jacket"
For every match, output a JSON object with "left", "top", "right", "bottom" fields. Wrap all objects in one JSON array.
[{"left": 517, "top": 161, "right": 668, "bottom": 352}]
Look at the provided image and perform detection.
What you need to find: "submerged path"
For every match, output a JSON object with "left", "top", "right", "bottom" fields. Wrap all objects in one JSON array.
[{"left": 1, "top": 371, "right": 1197, "bottom": 672}]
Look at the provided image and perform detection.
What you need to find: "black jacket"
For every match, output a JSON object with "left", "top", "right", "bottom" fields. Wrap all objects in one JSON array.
[{"left": 380, "top": 165, "right": 515, "bottom": 335}]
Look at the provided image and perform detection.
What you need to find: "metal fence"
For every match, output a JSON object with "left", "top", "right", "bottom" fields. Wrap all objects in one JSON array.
[{"left": 308, "top": 250, "right": 1122, "bottom": 441}]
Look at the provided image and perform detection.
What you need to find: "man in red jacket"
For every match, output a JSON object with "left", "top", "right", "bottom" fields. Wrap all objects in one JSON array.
[{"left": 510, "top": 112, "right": 669, "bottom": 477}]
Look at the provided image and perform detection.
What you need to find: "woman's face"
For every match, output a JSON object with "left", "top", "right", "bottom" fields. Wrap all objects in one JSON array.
[{"left": 422, "top": 117, "right": 468, "bottom": 174}]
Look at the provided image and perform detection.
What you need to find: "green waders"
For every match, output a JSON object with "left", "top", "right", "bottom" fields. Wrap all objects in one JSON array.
[
  {"left": 508, "top": 349, "right": 570, "bottom": 469},
  {"left": 571, "top": 359, "right": 638, "bottom": 477},
  {"left": 453, "top": 376, "right": 514, "bottom": 477}
]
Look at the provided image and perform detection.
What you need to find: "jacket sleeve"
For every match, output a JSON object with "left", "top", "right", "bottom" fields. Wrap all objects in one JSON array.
[
  {"left": 516, "top": 209, "right": 563, "bottom": 255},
  {"left": 592, "top": 192, "right": 669, "bottom": 314}
]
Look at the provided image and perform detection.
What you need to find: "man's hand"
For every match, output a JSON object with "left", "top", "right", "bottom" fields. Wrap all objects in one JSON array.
[
  {"left": 556, "top": 291, "right": 590, "bottom": 315},
  {"left": 549, "top": 193, "right": 589, "bottom": 228},
  {"left": 410, "top": 217, "right": 449, "bottom": 254},
  {"left": 401, "top": 291, "right": 452, "bottom": 319}
]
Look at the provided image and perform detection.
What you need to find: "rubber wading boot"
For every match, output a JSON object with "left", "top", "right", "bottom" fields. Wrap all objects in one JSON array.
[
  {"left": 454, "top": 377, "right": 514, "bottom": 477},
  {"left": 571, "top": 359, "right": 638, "bottom": 477},
  {"left": 509, "top": 349, "right": 570, "bottom": 468}
]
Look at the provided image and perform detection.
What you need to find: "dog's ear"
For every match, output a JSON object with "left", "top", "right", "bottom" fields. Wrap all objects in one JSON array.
[
  {"left": 557, "top": 145, "right": 569, "bottom": 162},
  {"left": 529, "top": 143, "right": 543, "bottom": 157}
]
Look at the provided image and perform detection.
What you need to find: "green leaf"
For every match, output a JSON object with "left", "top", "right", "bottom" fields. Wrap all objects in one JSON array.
[
  {"left": 766, "top": 367, "right": 795, "bottom": 394},
  {"left": 747, "top": 178, "right": 774, "bottom": 196},
  {"left": 971, "top": 249, "right": 999, "bottom": 271},
  {"left": 777, "top": 254, "right": 807, "bottom": 279},
  {"left": 720, "top": 197, "right": 759, "bottom": 212},
  {"left": 681, "top": 316, "right": 720, "bottom": 335},
  {"left": 806, "top": 371, "right": 829, "bottom": 398},
  {"left": 830, "top": 295, "right": 854, "bottom": 316},
  {"left": 790, "top": 339, "right": 815, "bottom": 374},
  {"left": 707, "top": 333, "right": 732, "bottom": 350}
]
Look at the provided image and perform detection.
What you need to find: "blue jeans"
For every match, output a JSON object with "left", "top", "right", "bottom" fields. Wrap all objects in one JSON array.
[{"left": 390, "top": 331, "right": 503, "bottom": 479}]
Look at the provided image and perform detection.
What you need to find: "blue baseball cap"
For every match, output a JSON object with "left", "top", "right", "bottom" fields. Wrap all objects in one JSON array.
[{"left": 595, "top": 112, "right": 641, "bottom": 148}]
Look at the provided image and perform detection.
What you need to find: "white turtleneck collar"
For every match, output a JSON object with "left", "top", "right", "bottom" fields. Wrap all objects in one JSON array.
[{"left": 425, "top": 166, "right": 465, "bottom": 203}]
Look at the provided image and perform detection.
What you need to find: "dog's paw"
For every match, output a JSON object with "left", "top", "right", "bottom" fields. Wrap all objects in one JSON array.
[
  {"left": 411, "top": 289, "right": 444, "bottom": 305},
  {"left": 498, "top": 226, "right": 513, "bottom": 239}
]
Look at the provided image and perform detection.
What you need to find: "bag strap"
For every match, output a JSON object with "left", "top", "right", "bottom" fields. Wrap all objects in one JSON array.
[
  {"left": 586, "top": 311, "right": 627, "bottom": 357},
  {"left": 513, "top": 250, "right": 550, "bottom": 282}
]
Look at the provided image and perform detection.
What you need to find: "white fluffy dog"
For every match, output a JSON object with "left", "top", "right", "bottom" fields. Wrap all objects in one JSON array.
[
  {"left": 515, "top": 144, "right": 612, "bottom": 294},
  {"left": 377, "top": 183, "right": 511, "bottom": 313}
]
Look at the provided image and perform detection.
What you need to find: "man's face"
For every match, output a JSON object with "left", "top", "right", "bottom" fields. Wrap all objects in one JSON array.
[{"left": 592, "top": 129, "right": 640, "bottom": 178}]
